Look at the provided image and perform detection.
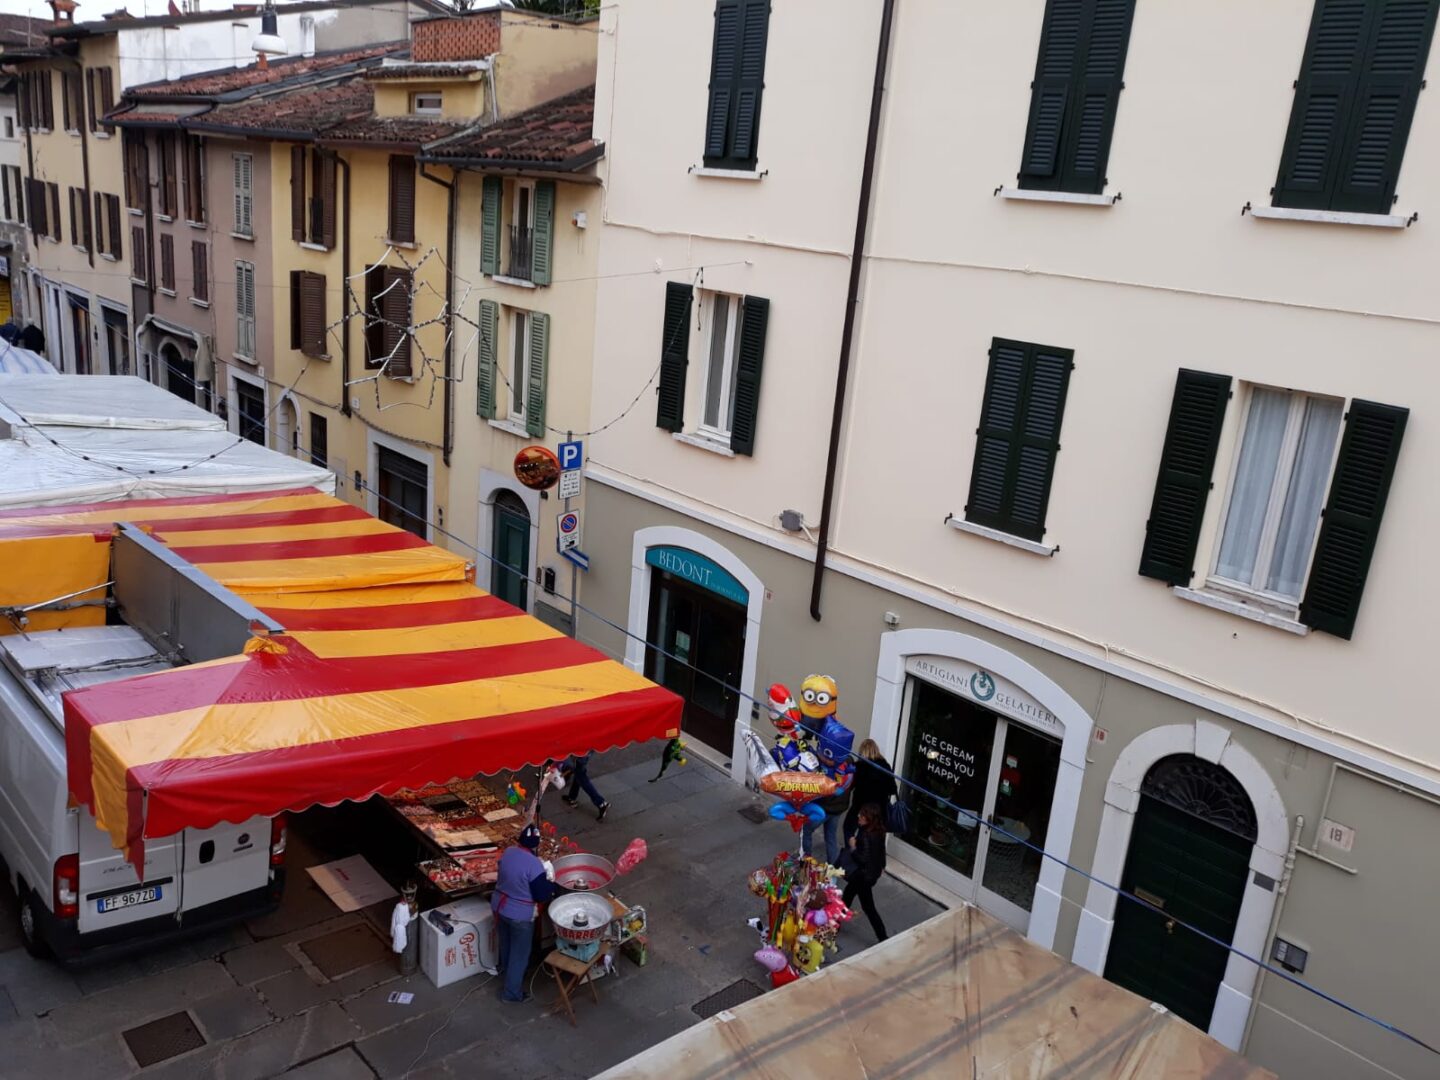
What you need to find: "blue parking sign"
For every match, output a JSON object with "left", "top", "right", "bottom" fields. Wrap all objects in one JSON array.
[{"left": 558, "top": 440, "right": 583, "bottom": 472}]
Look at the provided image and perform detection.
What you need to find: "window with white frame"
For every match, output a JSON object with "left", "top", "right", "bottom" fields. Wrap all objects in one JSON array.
[
  {"left": 507, "top": 309, "right": 532, "bottom": 426},
  {"left": 235, "top": 260, "right": 256, "bottom": 359},
  {"left": 410, "top": 91, "right": 442, "bottom": 115},
  {"left": 232, "top": 152, "right": 253, "bottom": 237},
  {"left": 1212, "top": 387, "right": 1343, "bottom": 606},
  {"left": 699, "top": 291, "right": 745, "bottom": 440}
]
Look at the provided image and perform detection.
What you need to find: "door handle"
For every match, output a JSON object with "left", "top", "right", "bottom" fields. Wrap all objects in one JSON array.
[{"left": 1164, "top": 919, "right": 1175, "bottom": 935}]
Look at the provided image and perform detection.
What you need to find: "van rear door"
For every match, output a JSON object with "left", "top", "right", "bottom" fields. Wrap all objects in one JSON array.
[
  {"left": 76, "top": 810, "right": 181, "bottom": 933},
  {"left": 178, "top": 816, "right": 272, "bottom": 912}
]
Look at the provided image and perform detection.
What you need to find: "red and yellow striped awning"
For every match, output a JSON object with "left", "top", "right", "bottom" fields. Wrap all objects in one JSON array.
[{"left": 0, "top": 488, "right": 681, "bottom": 866}]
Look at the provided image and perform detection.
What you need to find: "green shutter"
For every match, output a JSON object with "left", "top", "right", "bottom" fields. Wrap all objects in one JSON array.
[
  {"left": 480, "top": 175, "right": 502, "bottom": 276},
  {"left": 477, "top": 299, "right": 498, "bottom": 419},
  {"left": 655, "top": 281, "right": 693, "bottom": 432},
  {"left": 729, "top": 295, "right": 768, "bottom": 456},
  {"left": 1138, "top": 369, "right": 1232, "bottom": 584},
  {"left": 1299, "top": 400, "right": 1407, "bottom": 639},
  {"left": 531, "top": 181, "right": 555, "bottom": 286},
  {"left": 963, "top": 338, "right": 1073, "bottom": 542},
  {"left": 525, "top": 312, "right": 549, "bottom": 438},
  {"left": 704, "top": 0, "right": 769, "bottom": 168}
]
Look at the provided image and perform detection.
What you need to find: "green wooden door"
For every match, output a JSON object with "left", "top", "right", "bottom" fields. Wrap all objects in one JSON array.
[
  {"left": 1104, "top": 794, "right": 1252, "bottom": 1029},
  {"left": 490, "top": 492, "right": 529, "bottom": 610}
]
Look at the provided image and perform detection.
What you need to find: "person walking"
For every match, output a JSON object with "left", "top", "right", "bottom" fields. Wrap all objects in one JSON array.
[
  {"left": 844, "top": 739, "right": 897, "bottom": 844},
  {"left": 561, "top": 751, "right": 610, "bottom": 821},
  {"left": 491, "top": 824, "right": 555, "bottom": 1003},
  {"left": 842, "top": 803, "right": 888, "bottom": 942}
]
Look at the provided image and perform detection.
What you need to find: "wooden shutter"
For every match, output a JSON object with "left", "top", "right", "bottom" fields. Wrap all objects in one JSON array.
[
  {"left": 382, "top": 267, "right": 412, "bottom": 377},
  {"left": 289, "top": 270, "right": 302, "bottom": 349},
  {"left": 109, "top": 196, "right": 123, "bottom": 259},
  {"left": 1299, "top": 400, "right": 1407, "bottom": 638},
  {"left": 290, "top": 145, "right": 306, "bottom": 241},
  {"left": 388, "top": 156, "right": 415, "bottom": 244},
  {"left": 48, "top": 184, "right": 59, "bottom": 241},
  {"left": 300, "top": 271, "right": 327, "bottom": 357},
  {"left": 86, "top": 69, "right": 96, "bottom": 132},
  {"left": 320, "top": 151, "right": 337, "bottom": 249},
  {"left": 1138, "top": 369, "right": 1232, "bottom": 584},
  {"left": 729, "top": 295, "right": 769, "bottom": 456},
  {"left": 100, "top": 69, "right": 114, "bottom": 116},
  {"left": 655, "top": 281, "right": 693, "bottom": 432},
  {"left": 1018, "top": 0, "right": 1134, "bottom": 194},
  {"left": 67, "top": 187, "right": 77, "bottom": 246},
  {"left": 160, "top": 233, "right": 175, "bottom": 290},
  {"left": 476, "top": 299, "right": 498, "bottom": 418},
  {"left": 531, "top": 180, "right": 555, "bottom": 286},
  {"left": 92, "top": 191, "right": 102, "bottom": 253},
  {"left": 964, "top": 339, "right": 1074, "bottom": 542},
  {"left": 159, "top": 133, "right": 177, "bottom": 216},
  {"left": 233, "top": 154, "right": 252, "bottom": 235},
  {"left": 131, "top": 225, "right": 146, "bottom": 282},
  {"left": 27, "top": 179, "right": 44, "bottom": 238},
  {"left": 41, "top": 69, "right": 53, "bottom": 129},
  {"left": 525, "top": 311, "right": 550, "bottom": 437},
  {"left": 1274, "top": 0, "right": 1439, "bottom": 213},
  {"left": 61, "top": 71, "right": 72, "bottom": 131},
  {"left": 480, "top": 175, "right": 501, "bottom": 275},
  {"left": 704, "top": 0, "right": 769, "bottom": 168},
  {"left": 192, "top": 240, "right": 207, "bottom": 302}
]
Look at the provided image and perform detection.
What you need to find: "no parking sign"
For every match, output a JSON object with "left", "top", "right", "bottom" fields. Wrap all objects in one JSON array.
[{"left": 557, "top": 510, "right": 582, "bottom": 551}]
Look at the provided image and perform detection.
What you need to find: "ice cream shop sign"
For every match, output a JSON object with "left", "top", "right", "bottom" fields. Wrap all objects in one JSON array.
[{"left": 905, "top": 656, "right": 1062, "bottom": 738}]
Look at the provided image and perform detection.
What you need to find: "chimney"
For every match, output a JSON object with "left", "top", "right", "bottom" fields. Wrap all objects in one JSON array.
[
  {"left": 48, "top": 0, "right": 78, "bottom": 24},
  {"left": 300, "top": 15, "right": 315, "bottom": 59}
]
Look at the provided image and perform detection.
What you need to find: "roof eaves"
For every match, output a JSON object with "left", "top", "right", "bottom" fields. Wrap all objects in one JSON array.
[{"left": 418, "top": 142, "right": 606, "bottom": 175}]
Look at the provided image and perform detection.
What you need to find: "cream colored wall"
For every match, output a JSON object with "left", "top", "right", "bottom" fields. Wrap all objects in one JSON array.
[
  {"left": 372, "top": 80, "right": 485, "bottom": 121},
  {"left": 493, "top": 16, "right": 597, "bottom": 116},
  {"left": 588, "top": 0, "right": 880, "bottom": 528},
  {"left": 447, "top": 172, "right": 601, "bottom": 597},
  {"left": 832, "top": 0, "right": 1440, "bottom": 773}
]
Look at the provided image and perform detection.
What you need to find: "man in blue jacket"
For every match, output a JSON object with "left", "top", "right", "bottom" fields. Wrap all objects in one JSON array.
[{"left": 491, "top": 824, "right": 555, "bottom": 1003}]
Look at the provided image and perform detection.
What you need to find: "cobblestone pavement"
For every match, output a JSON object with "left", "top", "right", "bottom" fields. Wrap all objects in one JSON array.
[{"left": 0, "top": 746, "right": 942, "bottom": 1079}]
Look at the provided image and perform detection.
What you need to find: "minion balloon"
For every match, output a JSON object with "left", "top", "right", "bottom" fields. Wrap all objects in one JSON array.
[
  {"left": 798, "top": 674, "right": 838, "bottom": 724},
  {"left": 799, "top": 675, "right": 854, "bottom": 798}
]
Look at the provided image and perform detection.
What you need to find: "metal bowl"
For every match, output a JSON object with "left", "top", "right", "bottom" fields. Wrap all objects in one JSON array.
[
  {"left": 551, "top": 853, "right": 615, "bottom": 892},
  {"left": 549, "top": 892, "right": 615, "bottom": 944}
]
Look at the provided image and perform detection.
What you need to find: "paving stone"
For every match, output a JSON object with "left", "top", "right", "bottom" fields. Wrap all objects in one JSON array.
[
  {"left": 47, "top": 958, "right": 232, "bottom": 1043},
  {"left": 281, "top": 1045, "right": 375, "bottom": 1080},
  {"left": 4, "top": 1022, "right": 135, "bottom": 1080},
  {"left": 258, "top": 959, "right": 397, "bottom": 1017},
  {"left": 355, "top": 982, "right": 522, "bottom": 1078},
  {"left": 0, "top": 947, "right": 84, "bottom": 1016},
  {"left": 341, "top": 970, "right": 481, "bottom": 1037},
  {"left": 190, "top": 984, "right": 273, "bottom": 1041},
  {"left": 222, "top": 936, "right": 303, "bottom": 986},
  {"left": 208, "top": 1001, "right": 359, "bottom": 1080}
]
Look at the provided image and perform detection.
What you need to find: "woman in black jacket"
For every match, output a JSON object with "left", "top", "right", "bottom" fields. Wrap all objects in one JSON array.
[
  {"left": 844, "top": 739, "right": 897, "bottom": 843},
  {"left": 842, "top": 803, "right": 888, "bottom": 941}
]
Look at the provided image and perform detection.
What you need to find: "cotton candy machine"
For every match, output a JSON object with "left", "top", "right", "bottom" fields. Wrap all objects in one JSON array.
[
  {"left": 549, "top": 892, "right": 615, "bottom": 962},
  {"left": 551, "top": 853, "right": 616, "bottom": 892}
]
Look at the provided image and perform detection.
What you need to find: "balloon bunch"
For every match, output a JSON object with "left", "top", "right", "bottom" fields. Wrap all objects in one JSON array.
[{"left": 749, "top": 851, "right": 850, "bottom": 985}]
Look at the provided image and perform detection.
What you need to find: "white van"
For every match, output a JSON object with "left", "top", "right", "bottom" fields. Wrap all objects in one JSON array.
[{"left": 0, "top": 625, "right": 285, "bottom": 965}]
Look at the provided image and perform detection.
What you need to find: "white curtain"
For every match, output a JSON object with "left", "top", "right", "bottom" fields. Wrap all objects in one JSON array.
[
  {"left": 1216, "top": 388, "right": 1289, "bottom": 584},
  {"left": 1266, "top": 397, "right": 1342, "bottom": 598}
]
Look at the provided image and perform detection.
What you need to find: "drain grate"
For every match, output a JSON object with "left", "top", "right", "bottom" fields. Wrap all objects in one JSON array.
[
  {"left": 692, "top": 978, "right": 764, "bottom": 1020},
  {"left": 737, "top": 804, "right": 769, "bottom": 825},
  {"left": 123, "top": 1011, "right": 206, "bottom": 1067},
  {"left": 300, "top": 923, "right": 390, "bottom": 979}
]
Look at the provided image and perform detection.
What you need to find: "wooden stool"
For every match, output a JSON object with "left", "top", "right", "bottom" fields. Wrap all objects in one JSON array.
[{"left": 544, "top": 942, "right": 610, "bottom": 1027}]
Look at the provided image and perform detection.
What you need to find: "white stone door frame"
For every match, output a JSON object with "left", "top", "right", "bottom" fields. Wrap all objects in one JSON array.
[
  {"left": 867, "top": 628, "right": 1093, "bottom": 953},
  {"left": 477, "top": 466, "right": 540, "bottom": 614},
  {"left": 1070, "top": 719, "right": 1289, "bottom": 1051},
  {"left": 625, "top": 525, "right": 763, "bottom": 783}
]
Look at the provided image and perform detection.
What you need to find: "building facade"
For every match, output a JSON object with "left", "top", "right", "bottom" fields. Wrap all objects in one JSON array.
[{"left": 582, "top": 2, "right": 1440, "bottom": 1076}]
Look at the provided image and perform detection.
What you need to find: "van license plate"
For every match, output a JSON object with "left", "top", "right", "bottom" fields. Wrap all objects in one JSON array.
[{"left": 97, "top": 886, "right": 160, "bottom": 913}]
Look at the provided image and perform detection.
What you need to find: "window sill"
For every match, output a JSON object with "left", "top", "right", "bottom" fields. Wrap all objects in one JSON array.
[
  {"left": 190, "top": 297, "right": 209, "bottom": 309},
  {"left": 1173, "top": 586, "right": 1310, "bottom": 636},
  {"left": 100, "top": 253, "right": 117, "bottom": 263},
  {"left": 946, "top": 516, "right": 1057, "bottom": 557},
  {"left": 300, "top": 350, "right": 332, "bottom": 361},
  {"left": 130, "top": 277, "right": 148, "bottom": 286},
  {"left": 93, "top": 131, "right": 111, "bottom": 140},
  {"left": 1244, "top": 204, "right": 1413, "bottom": 229},
  {"left": 996, "top": 186, "right": 1118, "bottom": 207},
  {"left": 233, "top": 354, "right": 257, "bottom": 366},
  {"left": 230, "top": 231, "right": 254, "bottom": 242},
  {"left": 689, "top": 165, "right": 766, "bottom": 181},
  {"left": 672, "top": 431, "right": 735, "bottom": 458},
  {"left": 65, "top": 128, "right": 80, "bottom": 137},
  {"left": 187, "top": 219, "right": 206, "bottom": 230},
  {"left": 158, "top": 287, "right": 177, "bottom": 298},
  {"left": 157, "top": 214, "right": 174, "bottom": 224},
  {"left": 299, "top": 241, "right": 331, "bottom": 253},
  {"left": 128, "top": 207, "right": 144, "bottom": 217},
  {"left": 487, "top": 418, "right": 535, "bottom": 439},
  {"left": 492, "top": 274, "right": 536, "bottom": 289},
  {"left": 386, "top": 238, "right": 418, "bottom": 250}
]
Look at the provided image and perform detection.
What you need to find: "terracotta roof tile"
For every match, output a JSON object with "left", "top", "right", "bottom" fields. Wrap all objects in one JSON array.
[
  {"left": 129, "top": 44, "right": 401, "bottom": 99},
  {"left": 320, "top": 114, "right": 468, "bottom": 147},
  {"left": 194, "top": 78, "right": 375, "bottom": 135},
  {"left": 423, "top": 84, "right": 600, "bottom": 171}
]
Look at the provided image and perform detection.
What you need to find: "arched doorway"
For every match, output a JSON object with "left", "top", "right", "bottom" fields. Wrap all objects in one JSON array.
[
  {"left": 1104, "top": 754, "right": 1257, "bottom": 1030},
  {"left": 491, "top": 490, "right": 530, "bottom": 610},
  {"left": 162, "top": 343, "right": 195, "bottom": 404},
  {"left": 276, "top": 397, "right": 298, "bottom": 456}
]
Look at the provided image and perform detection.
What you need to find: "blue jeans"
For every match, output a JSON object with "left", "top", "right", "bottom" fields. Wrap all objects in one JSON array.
[
  {"left": 801, "top": 812, "right": 843, "bottom": 866},
  {"left": 497, "top": 915, "right": 534, "bottom": 1001},
  {"left": 566, "top": 759, "right": 605, "bottom": 809}
]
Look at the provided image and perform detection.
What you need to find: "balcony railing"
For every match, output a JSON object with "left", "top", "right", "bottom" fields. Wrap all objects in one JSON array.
[{"left": 507, "top": 224, "right": 533, "bottom": 281}]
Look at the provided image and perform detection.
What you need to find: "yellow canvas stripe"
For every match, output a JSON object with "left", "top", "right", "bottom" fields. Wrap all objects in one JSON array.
[
  {"left": 234, "top": 581, "right": 490, "bottom": 611},
  {"left": 199, "top": 548, "right": 470, "bottom": 593},
  {"left": 158, "top": 517, "right": 396, "bottom": 548},
  {"left": 289, "top": 615, "right": 561, "bottom": 659},
  {"left": 89, "top": 740, "right": 135, "bottom": 852},
  {"left": 0, "top": 492, "right": 336, "bottom": 530},
  {"left": 92, "top": 660, "right": 656, "bottom": 769}
]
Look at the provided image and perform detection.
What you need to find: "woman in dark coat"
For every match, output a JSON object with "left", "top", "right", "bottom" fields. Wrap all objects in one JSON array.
[
  {"left": 844, "top": 738, "right": 896, "bottom": 843},
  {"left": 843, "top": 803, "right": 888, "bottom": 941}
]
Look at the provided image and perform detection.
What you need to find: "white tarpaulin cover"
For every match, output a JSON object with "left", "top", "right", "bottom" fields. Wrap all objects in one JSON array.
[
  {"left": 0, "top": 374, "right": 334, "bottom": 507},
  {"left": 0, "top": 346, "right": 57, "bottom": 375}
]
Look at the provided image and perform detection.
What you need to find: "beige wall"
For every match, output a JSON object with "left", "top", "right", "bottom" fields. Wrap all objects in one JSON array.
[
  {"left": 372, "top": 79, "right": 486, "bottom": 122},
  {"left": 494, "top": 15, "right": 597, "bottom": 116}
]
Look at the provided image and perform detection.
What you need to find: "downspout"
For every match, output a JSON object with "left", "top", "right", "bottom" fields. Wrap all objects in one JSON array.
[
  {"left": 333, "top": 149, "right": 352, "bottom": 419},
  {"left": 808, "top": 0, "right": 896, "bottom": 622},
  {"left": 419, "top": 161, "right": 455, "bottom": 467}
]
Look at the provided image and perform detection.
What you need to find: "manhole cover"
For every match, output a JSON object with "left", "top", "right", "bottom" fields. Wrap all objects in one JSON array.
[
  {"left": 300, "top": 923, "right": 390, "bottom": 979},
  {"left": 123, "top": 1011, "right": 205, "bottom": 1067},
  {"left": 737, "top": 804, "right": 769, "bottom": 825},
  {"left": 692, "top": 978, "right": 764, "bottom": 1019}
]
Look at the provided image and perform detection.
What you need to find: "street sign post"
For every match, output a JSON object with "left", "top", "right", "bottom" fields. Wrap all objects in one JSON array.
[{"left": 557, "top": 510, "right": 582, "bottom": 552}]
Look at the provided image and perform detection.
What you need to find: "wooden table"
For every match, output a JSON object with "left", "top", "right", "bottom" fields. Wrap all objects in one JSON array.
[{"left": 543, "top": 941, "right": 612, "bottom": 1027}]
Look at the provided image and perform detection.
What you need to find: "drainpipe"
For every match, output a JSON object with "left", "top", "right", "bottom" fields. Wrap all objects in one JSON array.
[
  {"left": 1239, "top": 814, "right": 1303, "bottom": 1053},
  {"left": 808, "top": 0, "right": 896, "bottom": 622},
  {"left": 419, "top": 161, "right": 455, "bottom": 467},
  {"left": 332, "top": 149, "right": 352, "bottom": 419}
]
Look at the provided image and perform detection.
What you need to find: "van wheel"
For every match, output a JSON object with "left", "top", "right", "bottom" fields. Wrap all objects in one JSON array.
[{"left": 18, "top": 891, "right": 49, "bottom": 959}]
